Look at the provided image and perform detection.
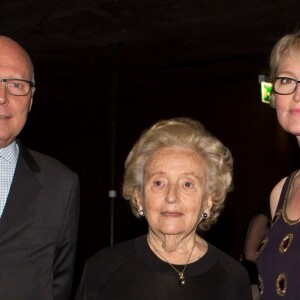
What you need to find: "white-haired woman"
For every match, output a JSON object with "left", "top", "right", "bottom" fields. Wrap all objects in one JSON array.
[{"left": 76, "top": 117, "right": 252, "bottom": 300}]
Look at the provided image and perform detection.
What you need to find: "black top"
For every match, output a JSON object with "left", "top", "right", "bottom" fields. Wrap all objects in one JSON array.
[{"left": 76, "top": 235, "right": 252, "bottom": 300}]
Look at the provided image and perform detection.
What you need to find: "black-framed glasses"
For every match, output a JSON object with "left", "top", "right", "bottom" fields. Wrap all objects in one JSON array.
[
  {"left": 273, "top": 77, "right": 300, "bottom": 95},
  {"left": 0, "top": 78, "right": 34, "bottom": 96}
]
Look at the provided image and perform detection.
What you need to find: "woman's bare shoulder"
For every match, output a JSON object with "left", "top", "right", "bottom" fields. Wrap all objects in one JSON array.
[{"left": 270, "top": 177, "right": 287, "bottom": 218}]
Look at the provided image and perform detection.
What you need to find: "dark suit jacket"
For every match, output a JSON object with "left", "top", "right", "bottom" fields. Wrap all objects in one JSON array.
[{"left": 0, "top": 141, "right": 80, "bottom": 300}]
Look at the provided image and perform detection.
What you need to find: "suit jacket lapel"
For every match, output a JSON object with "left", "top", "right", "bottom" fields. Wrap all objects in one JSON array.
[{"left": 0, "top": 143, "right": 42, "bottom": 235}]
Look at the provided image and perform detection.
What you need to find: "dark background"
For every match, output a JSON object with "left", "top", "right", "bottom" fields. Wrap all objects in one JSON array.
[{"left": 2, "top": 0, "right": 300, "bottom": 293}]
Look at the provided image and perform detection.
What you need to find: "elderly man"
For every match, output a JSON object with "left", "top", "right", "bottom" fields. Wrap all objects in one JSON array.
[{"left": 0, "top": 36, "right": 80, "bottom": 300}]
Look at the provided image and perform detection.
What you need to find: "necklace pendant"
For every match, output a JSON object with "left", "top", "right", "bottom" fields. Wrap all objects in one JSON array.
[{"left": 179, "top": 273, "right": 186, "bottom": 286}]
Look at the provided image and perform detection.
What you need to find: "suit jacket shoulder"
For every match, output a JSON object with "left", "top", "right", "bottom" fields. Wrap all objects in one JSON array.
[{"left": 19, "top": 143, "right": 79, "bottom": 197}]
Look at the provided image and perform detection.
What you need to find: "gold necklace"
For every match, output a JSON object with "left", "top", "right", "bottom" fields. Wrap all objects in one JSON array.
[{"left": 149, "top": 239, "right": 196, "bottom": 286}]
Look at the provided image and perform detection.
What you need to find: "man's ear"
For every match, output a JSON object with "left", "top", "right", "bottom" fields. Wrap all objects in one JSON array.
[
  {"left": 28, "top": 87, "right": 35, "bottom": 112},
  {"left": 28, "top": 97, "right": 33, "bottom": 112}
]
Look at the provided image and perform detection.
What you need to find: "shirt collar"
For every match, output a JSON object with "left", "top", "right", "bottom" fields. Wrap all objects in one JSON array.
[{"left": 0, "top": 141, "right": 19, "bottom": 165}]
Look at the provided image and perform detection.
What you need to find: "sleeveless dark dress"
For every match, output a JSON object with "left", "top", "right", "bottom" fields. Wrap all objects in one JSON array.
[{"left": 256, "top": 171, "right": 300, "bottom": 299}]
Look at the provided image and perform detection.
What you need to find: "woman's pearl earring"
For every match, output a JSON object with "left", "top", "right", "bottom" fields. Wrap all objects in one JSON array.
[{"left": 200, "top": 212, "right": 208, "bottom": 222}]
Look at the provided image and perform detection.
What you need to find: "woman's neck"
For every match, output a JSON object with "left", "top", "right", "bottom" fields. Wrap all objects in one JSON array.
[{"left": 147, "top": 230, "right": 207, "bottom": 265}]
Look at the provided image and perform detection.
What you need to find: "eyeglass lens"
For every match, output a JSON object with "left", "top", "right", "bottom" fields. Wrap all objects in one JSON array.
[
  {"left": 5, "top": 79, "right": 31, "bottom": 96},
  {"left": 274, "top": 77, "right": 298, "bottom": 95}
]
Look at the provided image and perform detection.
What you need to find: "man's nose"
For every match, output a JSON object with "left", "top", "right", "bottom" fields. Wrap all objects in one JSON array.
[{"left": 0, "top": 83, "right": 7, "bottom": 105}]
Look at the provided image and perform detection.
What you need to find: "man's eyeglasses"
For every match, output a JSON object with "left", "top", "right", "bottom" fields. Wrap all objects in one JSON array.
[
  {"left": 273, "top": 77, "right": 300, "bottom": 95},
  {"left": 0, "top": 78, "right": 34, "bottom": 96}
]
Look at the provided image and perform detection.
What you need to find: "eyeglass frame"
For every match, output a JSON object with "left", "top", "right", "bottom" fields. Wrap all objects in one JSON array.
[
  {"left": 273, "top": 76, "right": 300, "bottom": 95},
  {"left": 0, "top": 78, "right": 35, "bottom": 96}
]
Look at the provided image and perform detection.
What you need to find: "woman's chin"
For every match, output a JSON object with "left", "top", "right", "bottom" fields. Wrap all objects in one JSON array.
[{"left": 154, "top": 225, "right": 187, "bottom": 236}]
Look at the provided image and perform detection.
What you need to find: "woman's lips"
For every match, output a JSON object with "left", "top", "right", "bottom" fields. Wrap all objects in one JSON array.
[
  {"left": 290, "top": 109, "right": 300, "bottom": 115},
  {"left": 161, "top": 211, "right": 183, "bottom": 217}
]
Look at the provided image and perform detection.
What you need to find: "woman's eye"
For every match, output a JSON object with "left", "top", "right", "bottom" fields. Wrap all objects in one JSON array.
[
  {"left": 153, "top": 180, "right": 163, "bottom": 187},
  {"left": 184, "top": 181, "right": 193, "bottom": 188},
  {"left": 281, "top": 77, "right": 294, "bottom": 84}
]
